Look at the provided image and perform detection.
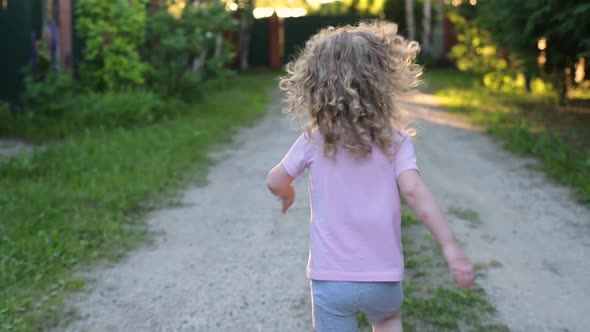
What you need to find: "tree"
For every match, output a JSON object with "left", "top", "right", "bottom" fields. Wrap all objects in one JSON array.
[
  {"left": 309, "top": 0, "right": 386, "bottom": 15},
  {"left": 476, "top": 0, "right": 590, "bottom": 102},
  {"left": 383, "top": 0, "right": 406, "bottom": 32},
  {"left": 236, "top": 0, "right": 255, "bottom": 70},
  {"left": 421, "top": 0, "right": 431, "bottom": 55},
  {"left": 405, "top": 0, "right": 415, "bottom": 40},
  {"left": 146, "top": 1, "right": 236, "bottom": 98},
  {"left": 447, "top": 5, "right": 507, "bottom": 74}
]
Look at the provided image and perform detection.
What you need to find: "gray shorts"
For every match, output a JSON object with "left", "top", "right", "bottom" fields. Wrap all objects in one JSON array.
[{"left": 311, "top": 280, "right": 403, "bottom": 332}]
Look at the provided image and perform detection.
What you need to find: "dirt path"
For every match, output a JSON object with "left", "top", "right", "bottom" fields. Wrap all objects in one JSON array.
[
  {"left": 401, "top": 93, "right": 590, "bottom": 332},
  {"left": 0, "top": 139, "right": 32, "bottom": 161},
  {"left": 60, "top": 91, "right": 590, "bottom": 332},
  {"left": 61, "top": 94, "right": 313, "bottom": 331}
]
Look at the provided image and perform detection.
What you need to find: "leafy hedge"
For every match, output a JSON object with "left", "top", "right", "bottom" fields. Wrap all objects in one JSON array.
[
  {"left": 2, "top": 91, "right": 174, "bottom": 140},
  {"left": 2, "top": 1, "right": 239, "bottom": 140},
  {"left": 146, "top": 2, "right": 236, "bottom": 100},
  {"left": 75, "top": 0, "right": 150, "bottom": 91}
]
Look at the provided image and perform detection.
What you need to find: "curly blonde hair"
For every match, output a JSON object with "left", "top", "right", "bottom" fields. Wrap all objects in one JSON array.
[{"left": 280, "top": 21, "right": 422, "bottom": 159}]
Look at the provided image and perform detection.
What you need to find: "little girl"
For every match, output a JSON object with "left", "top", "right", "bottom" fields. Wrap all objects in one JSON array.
[{"left": 266, "top": 21, "right": 475, "bottom": 332}]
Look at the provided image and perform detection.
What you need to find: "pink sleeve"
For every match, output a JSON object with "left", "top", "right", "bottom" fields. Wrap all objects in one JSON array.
[
  {"left": 394, "top": 136, "right": 419, "bottom": 179},
  {"left": 281, "top": 133, "right": 309, "bottom": 178}
]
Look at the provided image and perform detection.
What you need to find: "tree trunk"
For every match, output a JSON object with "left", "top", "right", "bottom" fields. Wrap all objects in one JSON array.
[
  {"left": 193, "top": 47, "right": 207, "bottom": 72},
  {"left": 524, "top": 74, "right": 532, "bottom": 93},
  {"left": 559, "top": 82, "right": 567, "bottom": 106},
  {"left": 421, "top": 0, "right": 431, "bottom": 56},
  {"left": 149, "top": 0, "right": 164, "bottom": 14},
  {"left": 239, "top": 14, "right": 253, "bottom": 70},
  {"left": 553, "top": 70, "right": 568, "bottom": 106},
  {"left": 214, "top": 33, "right": 222, "bottom": 58},
  {"left": 405, "top": 0, "right": 415, "bottom": 40},
  {"left": 556, "top": 59, "right": 577, "bottom": 105}
]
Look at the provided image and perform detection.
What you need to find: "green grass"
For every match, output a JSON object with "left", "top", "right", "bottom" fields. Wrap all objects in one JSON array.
[
  {"left": 448, "top": 207, "right": 482, "bottom": 229},
  {"left": 400, "top": 218, "right": 507, "bottom": 332},
  {"left": 358, "top": 207, "right": 506, "bottom": 331},
  {"left": 0, "top": 88, "right": 210, "bottom": 141},
  {"left": 426, "top": 69, "right": 590, "bottom": 203},
  {"left": 475, "top": 260, "right": 503, "bottom": 271},
  {"left": 0, "top": 72, "right": 277, "bottom": 332}
]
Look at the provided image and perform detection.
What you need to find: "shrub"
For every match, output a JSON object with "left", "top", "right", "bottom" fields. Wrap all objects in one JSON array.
[
  {"left": 3, "top": 91, "right": 169, "bottom": 140},
  {"left": 75, "top": 0, "right": 150, "bottom": 91},
  {"left": 145, "top": 2, "right": 237, "bottom": 100},
  {"left": 21, "top": 70, "right": 75, "bottom": 118},
  {"left": 70, "top": 91, "right": 165, "bottom": 129},
  {"left": 482, "top": 72, "right": 556, "bottom": 96},
  {"left": 39, "top": 91, "right": 168, "bottom": 137},
  {"left": 447, "top": 8, "right": 507, "bottom": 74},
  {"left": 0, "top": 103, "right": 13, "bottom": 135},
  {"left": 0, "top": 102, "right": 10, "bottom": 118},
  {"left": 6, "top": 68, "right": 74, "bottom": 139}
]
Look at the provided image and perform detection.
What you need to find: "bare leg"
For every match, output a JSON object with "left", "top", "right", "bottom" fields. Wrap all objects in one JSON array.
[{"left": 372, "top": 311, "right": 402, "bottom": 332}]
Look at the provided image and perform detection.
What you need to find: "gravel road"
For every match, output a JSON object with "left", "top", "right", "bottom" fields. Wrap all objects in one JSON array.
[
  {"left": 402, "top": 93, "right": 590, "bottom": 332},
  {"left": 61, "top": 93, "right": 313, "bottom": 332},
  {"left": 60, "top": 91, "right": 590, "bottom": 332}
]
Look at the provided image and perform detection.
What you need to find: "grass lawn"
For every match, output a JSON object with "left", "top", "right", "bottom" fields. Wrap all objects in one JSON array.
[
  {"left": 425, "top": 69, "right": 590, "bottom": 203},
  {"left": 0, "top": 72, "right": 277, "bottom": 332}
]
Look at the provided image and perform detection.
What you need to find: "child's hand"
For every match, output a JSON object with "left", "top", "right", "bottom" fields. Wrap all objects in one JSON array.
[
  {"left": 442, "top": 242, "right": 476, "bottom": 288},
  {"left": 279, "top": 185, "right": 295, "bottom": 214},
  {"left": 266, "top": 164, "right": 296, "bottom": 214}
]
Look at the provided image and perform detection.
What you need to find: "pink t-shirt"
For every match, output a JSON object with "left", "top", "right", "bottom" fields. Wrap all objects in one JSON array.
[{"left": 281, "top": 131, "right": 418, "bottom": 282}]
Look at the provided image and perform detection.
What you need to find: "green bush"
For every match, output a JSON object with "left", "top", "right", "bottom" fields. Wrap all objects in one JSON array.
[
  {"left": 3, "top": 91, "right": 171, "bottom": 140},
  {"left": 482, "top": 72, "right": 556, "bottom": 96},
  {"left": 0, "top": 103, "right": 12, "bottom": 134},
  {"left": 0, "top": 102, "right": 10, "bottom": 119},
  {"left": 21, "top": 71, "right": 75, "bottom": 118},
  {"left": 2, "top": 2, "right": 240, "bottom": 141},
  {"left": 145, "top": 2, "right": 236, "bottom": 100},
  {"left": 70, "top": 92, "right": 165, "bottom": 129},
  {"left": 75, "top": 0, "right": 150, "bottom": 91},
  {"left": 447, "top": 7, "right": 507, "bottom": 74},
  {"left": 1, "top": 69, "right": 75, "bottom": 138}
]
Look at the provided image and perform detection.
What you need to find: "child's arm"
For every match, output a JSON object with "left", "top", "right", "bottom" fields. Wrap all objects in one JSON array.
[
  {"left": 398, "top": 169, "right": 476, "bottom": 288},
  {"left": 266, "top": 164, "right": 296, "bottom": 214}
]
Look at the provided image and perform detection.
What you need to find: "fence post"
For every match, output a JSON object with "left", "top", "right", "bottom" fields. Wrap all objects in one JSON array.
[
  {"left": 58, "top": 0, "right": 72, "bottom": 68},
  {"left": 268, "top": 13, "right": 282, "bottom": 68}
]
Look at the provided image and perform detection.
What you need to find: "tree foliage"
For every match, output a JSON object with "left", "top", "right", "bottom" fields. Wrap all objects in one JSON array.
[
  {"left": 75, "top": 0, "right": 150, "bottom": 91},
  {"left": 474, "top": 0, "right": 590, "bottom": 100},
  {"left": 146, "top": 1, "right": 237, "bottom": 99},
  {"left": 308, "top": 0, "right": 386, "bottom": 15},
  {"left": 447, "top": 6, "right": 506, "bottom": 74},
  {"left": 383, "top": 0, "right": 435, "bottom": 46}
]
